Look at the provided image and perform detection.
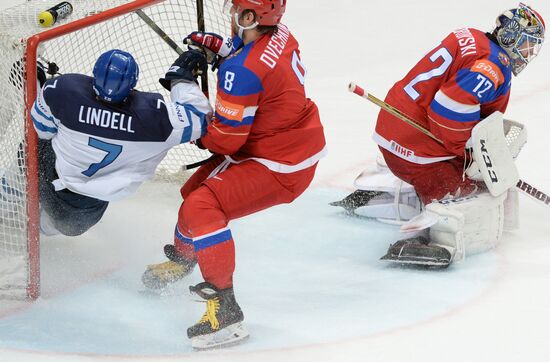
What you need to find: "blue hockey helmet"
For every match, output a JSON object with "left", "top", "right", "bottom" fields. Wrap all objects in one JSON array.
[
  {"left": 494, "top": 3, "right": 545, "bottom": 75},
  {"left": 93, "top": 49, "right": 139, "bottom": 103}
]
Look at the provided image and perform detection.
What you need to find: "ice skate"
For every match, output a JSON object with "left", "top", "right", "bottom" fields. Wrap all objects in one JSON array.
[
  {"left": 141, "top": 244, "right": 196, "bottom": 289},
  {"left": 187, "top": 282, "right": 249, "bottom": 350}
]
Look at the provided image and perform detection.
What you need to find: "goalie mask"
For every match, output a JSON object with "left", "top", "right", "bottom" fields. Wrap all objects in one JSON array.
[
  {"left": 93, "top": 49, "right": 139, "bottom": 103},
  {"left": 494, "top": 3, "right": 545, "bottom": 76}
]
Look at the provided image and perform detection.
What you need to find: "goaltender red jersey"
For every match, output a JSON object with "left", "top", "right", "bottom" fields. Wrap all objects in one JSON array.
[
  {"left": 201, "top": 24, "right": 327, "bottom": 173},
  {"left": 374, "top": 28, "right": 513, "bottom": 163}
]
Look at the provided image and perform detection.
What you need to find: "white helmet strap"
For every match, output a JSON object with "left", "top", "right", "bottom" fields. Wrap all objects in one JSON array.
[{"left": 234, "top": 12, "right": 258, "bottom": 38}]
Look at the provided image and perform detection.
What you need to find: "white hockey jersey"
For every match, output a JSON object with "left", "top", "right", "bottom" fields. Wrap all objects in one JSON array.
[{"left": 31, "top": 74, "right": 211, "bottom": 201}]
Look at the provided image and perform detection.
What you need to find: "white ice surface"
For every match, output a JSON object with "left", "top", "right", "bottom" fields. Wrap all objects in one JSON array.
[{"left": 1, "top": 0, "right": 550, "bottom": 361}]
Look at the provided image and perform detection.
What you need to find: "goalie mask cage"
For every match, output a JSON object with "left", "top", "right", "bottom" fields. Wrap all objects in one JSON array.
[{"left": 0, "top": 0, "right": 229, "bottom": 300}]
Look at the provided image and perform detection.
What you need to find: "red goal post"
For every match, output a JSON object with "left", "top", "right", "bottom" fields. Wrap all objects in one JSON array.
[{"left": 0, "top": 0, "right": 228, "bottom": 300}]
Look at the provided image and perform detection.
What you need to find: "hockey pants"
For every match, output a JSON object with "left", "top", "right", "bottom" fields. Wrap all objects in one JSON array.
[{"left": 174, "top": 155, "right": 317, "bottom": 289}]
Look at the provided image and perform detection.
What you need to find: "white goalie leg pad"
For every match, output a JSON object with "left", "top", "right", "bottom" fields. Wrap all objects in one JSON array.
[
  {"left": 353, "top": 188, "right": 421, "bottom": 224},
  {"left": 426, "top": 192, "right": 507, "bottom": 261},
  {"left": 353, "top": 154, "right": 421, "bottom": 224},
  {"left": 467, "top": 111, "right": 519, "bottom": 196}
]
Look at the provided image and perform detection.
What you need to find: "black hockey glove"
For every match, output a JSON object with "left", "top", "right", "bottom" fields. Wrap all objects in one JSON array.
[
  {"left": 37, "top": 61, "right": 47, "bottom": 87},
  {"left": 159, "top": 49, "right": 207, "bottom": 91},
  {"left": 193, "top": 138, "right": 207, "bottom": 150}
]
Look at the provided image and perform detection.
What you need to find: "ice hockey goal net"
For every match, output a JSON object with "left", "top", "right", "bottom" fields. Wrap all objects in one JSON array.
[{"left": 0, "top": 0, "right": 229, "bottom": 300}]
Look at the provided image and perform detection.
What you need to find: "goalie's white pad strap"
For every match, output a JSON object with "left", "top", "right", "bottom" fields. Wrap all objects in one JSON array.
[
  {"left": 354, "top": 154, "right": 415, "bottom": 193},
  {"left": 503, "top": 187, "right": 519, "bottom": 231},
  {"left": 354, "top": 155, "right": 420, "bottom": 223},
  {"left": 469, "top": 111, "right": 519, "bottom": 197},
  {"left": 426, "top": 192, "right": 507, "bottom": 261},
  {"left": 353, "top": 191, "right": 421, "bottom": 224}
]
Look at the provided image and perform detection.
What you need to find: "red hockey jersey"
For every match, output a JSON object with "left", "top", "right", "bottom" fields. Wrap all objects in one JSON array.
[
  {"left": 201, "top": 24, "right": 326, "bottom": 173},
  {"left": 374, "top": 28, "right": 512, "bottom": 164}
]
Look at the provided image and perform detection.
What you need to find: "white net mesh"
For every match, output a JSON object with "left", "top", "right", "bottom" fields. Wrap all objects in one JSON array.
[
  {"left": 503, "top": 119, "right": 527, "bottom": 159},
  {"left": 0, "top": 0, "right": 229, "bottom": 299}
]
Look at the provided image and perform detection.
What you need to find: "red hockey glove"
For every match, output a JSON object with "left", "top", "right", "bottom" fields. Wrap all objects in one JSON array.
[{"left": 184, "top": 31, "right": 233, "bottom": 58}]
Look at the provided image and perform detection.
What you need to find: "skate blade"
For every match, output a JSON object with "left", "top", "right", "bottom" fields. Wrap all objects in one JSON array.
[
  {"left": 191, "top": 322, "right": 250, "bottom": 350},
  {"left": 380, "top": 256, "right": 450, "bottom": 268},
  {"left": 138, "top": 278, "right": 189, "bottom": 297}
]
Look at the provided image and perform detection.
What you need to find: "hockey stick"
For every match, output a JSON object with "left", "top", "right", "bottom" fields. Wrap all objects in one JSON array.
[
  {"left": 348, "top": 82, "right": 550, "bottom": 207},
  {"left": 135, "top": 9, "right": 214, "bottom": 170},
  {"left": 135, "top": 9, "right": 184, "bottom": 55},
  {"left": 196, "top": 0, "right": 210, "bottom": 98}
]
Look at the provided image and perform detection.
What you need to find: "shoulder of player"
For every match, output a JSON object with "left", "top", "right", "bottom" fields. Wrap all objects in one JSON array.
[
  {"left": 443, "top": 28, "right": 489, "bottom": 58},
  {"left": 124, "top": 90, "right": 168, "bottom": 118},
  {"left": 241, "top": 24, "right": 294, "bottom": 75},
  {"left": 466, "top": 45, "right": 512, "bottom": 90},
  {"left": 218, "top": 60, "right": 264, "bottom": 96},
  {"left": 43, "top": 73, "right": 92, "bottom": 94},
  {"left": 446, "top": 28, "right": 511, "bottom": 87}
]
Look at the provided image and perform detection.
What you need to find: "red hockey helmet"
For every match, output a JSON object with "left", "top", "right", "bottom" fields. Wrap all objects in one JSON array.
[{"left": 225, "top": 0, "right": 286, "bottom": 26}]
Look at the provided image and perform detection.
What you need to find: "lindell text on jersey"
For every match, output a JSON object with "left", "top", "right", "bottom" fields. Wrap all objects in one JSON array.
[{"left": 78, "top": 105, "right": 135, "bottom": 133}]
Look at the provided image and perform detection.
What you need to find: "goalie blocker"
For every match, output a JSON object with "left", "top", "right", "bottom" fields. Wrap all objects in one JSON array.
[{"left": 465, "top": 111, "right": 520, "bottom": 197}]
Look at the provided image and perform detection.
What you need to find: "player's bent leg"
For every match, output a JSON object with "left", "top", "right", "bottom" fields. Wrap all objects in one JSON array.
[
  {"left": 187, "top": 282, "right": 248, "bottom": 350},
  {"left": 50, "top": 189, "right": 109, "bottom": 236},
  {"left": 38, "top": 139, "right": 109, "bottom": 236},
  {"left": 184, "top": 162, "right": 316, "bottom": 347},
  {"left": 379, "top": 148, "right": 479, "bottom": 204},
  {"left": 142, "top": 157, "right": 222, "bottom": 290},
  {"left": 142, "top": 185, "right": 232, "bottom": 290},
  {"left": 180, "top": 155, "right": 225, "bottom": 199}
]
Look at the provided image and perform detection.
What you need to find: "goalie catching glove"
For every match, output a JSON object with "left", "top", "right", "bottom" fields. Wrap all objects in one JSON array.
[{"left": 159, "top": 49, "right": 207, "bottom": 91}]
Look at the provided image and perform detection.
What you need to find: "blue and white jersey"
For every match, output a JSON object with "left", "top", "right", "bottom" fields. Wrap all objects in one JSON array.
[{"left": 31, "top": 74, "right": 211, "bottom": 201}]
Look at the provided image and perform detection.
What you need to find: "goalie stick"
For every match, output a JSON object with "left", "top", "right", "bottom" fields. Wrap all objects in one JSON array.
[
  {"left": 348, "top": 82, "right": 550, "bottom": 208},
  {"left": 135, "top": 8, "right": 213, "bottom": 170}
]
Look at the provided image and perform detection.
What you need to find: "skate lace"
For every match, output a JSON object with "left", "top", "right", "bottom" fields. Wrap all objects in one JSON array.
[{"left": 198, "top": 297, "right": 221, "bottom": 330}]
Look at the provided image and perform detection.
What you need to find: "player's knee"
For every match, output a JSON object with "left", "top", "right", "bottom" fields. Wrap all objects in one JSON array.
[
  {"left": 180, "top": 187, "right": 227, "bottom": 236},
  {"left": 53, "top": 215, "right": 98, "bottom": 236}
]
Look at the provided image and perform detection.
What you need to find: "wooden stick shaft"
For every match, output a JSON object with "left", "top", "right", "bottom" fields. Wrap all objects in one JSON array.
[
  {"left": 135, "top": 9, "right": 183, "bottom": 55},
  {"left": 348, "top": 82, "right": 443, "bottom": 144}
]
